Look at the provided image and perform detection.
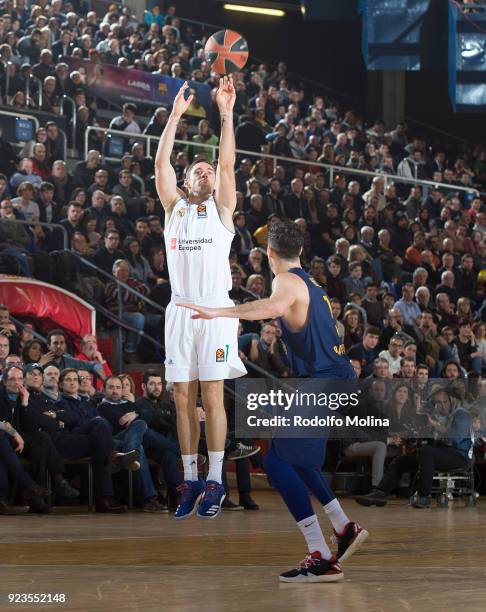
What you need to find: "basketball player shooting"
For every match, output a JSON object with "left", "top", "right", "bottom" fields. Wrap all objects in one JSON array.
[
  {"left": 179, "top": 221, "right": 369, "bottom": 582},
  {"left": 155, "top": 76, "right": 246, "bottom": 520}
]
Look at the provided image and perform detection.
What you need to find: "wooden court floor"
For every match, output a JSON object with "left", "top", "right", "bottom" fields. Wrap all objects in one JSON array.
[{"left": 1, "top": 490, "right": 486, "bottom": 612}]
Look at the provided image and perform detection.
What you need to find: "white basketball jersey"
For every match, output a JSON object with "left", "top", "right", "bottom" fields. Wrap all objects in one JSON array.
[{"left": 164, "top": 195, "right": 234, "bottom": 299}]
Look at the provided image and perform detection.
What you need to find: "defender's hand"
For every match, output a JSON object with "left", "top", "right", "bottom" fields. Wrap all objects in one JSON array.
[{"left": 177, "top": 304, "right": 219, "bottom": 320}]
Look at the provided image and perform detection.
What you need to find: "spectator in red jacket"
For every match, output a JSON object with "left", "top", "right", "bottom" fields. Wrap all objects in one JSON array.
[
  {"left": 31, "top": 143, "right": 51, "bottom": 181},
  {"left": 75, "top": 334, "right": 112, "bottom": 390}
]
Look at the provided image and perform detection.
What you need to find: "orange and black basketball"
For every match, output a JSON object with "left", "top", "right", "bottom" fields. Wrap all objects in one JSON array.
[{"left": 204, "top": 29, "right": 249, "bottom": 75}]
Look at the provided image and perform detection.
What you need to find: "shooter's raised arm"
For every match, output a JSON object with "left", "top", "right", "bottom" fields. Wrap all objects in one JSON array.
[
  {"left": 214, "top": 75, "right": 237, "bottom": 229},
  {"left": 155, "top": 81, "right": 194, "bottom": 216}
]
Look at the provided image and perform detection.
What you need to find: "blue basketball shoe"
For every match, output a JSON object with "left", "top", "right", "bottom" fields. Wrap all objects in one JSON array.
[
  {"left": 174, "top": 479, "right": 205, "bottom": 520},
  {"left": 196, "top": 480, "right": 226, "bottom": 519}
]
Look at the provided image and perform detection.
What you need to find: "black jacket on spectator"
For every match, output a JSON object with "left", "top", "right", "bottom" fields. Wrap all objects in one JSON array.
[
  {"left": 87, "top": 206, "right": 110, "bottom": 233},
  {"left": 347, "top": 342, "right": 378, "bottom": 377},
  {"left": 147, "top": 231, "right": 164, "bottom": 252},
  {"left": 421, "top": 262, "right": 441, "bottom": 287},
  {"left": 269, "top": 135, "right": 293, "bottom": 160},
  {"left": 52, "top": 40, "right": 75, "bottom": 60},
  {"left": 22, "top": 388, "right": 81, "bottom": 438},
  {"left": 36, "top": 197, "right": 61, "bottom": 224},
  {"left": 454, "top": 338, "right": 476, "bottom": 372},
  {"left": 92, "top": 246, "right": 125, "bottom": 276},
  {"left": 359, "top": 239, "right": 379, "bottom": 260},
  {"left": 106, "top": 212, "right": 134, "bottom": 240},
  {"left": 362, "top": 298, "right": 386, "bottom": 328},
  {"left": 74, "top": 161, "right": 99, "bottom": 189},
  {"left": 264, "top": 194, "right": 286, "bottom": 217},
  {"left": 251, "top": 342, "right": 288, "bottom": 377},
  {"left": 52, "top": 175, "right": 75, "bottom": 207},
  {"left": 378, "top": 245, "right": 399, "bottom": 282},
  {"left": 334, "top": 253, "right": 349, "bottom": 278},
  {"left": 283, "top": 193, "right": 309, "bottom": 220},
  {"left": 41, "top": 93, "right": 61, "bottom": 114},
  {"left": 235, "top": 119, "right": 266, "bottom": 153},
  {"left": 435, "top": 284, "right": 460, "bottom": 305},
  {"left": 455, "top": 267, "right": 479, "bottom": 301},
  {"left": 98, "top": 399, "right": 138, "bottom": 434},
  {"left": 87, "top": 183, "right": 112, "bottom": 200},
  {"left": 111, "top": 184, "right": 146, "bottom": 221},
  {"left": 75, "top": 163, "right": 114, "bottom": 191},
  {"left": 134, "top": 397, "right": 176, "bottom": 437},
  {"left": 0, "top": 385, "right": 24, "bottom": 431},
  {"left": 57, "top": 393, "right": 99, "bottom": 424},
  {"left": 330, "top": 186, "right": 345, "bottom": 205},
  {"left": 59, "top": 218, "right": 82, "bottom": 244},
  {"left": 245, "top": 209, "right": 268, "bottom": 235},
  {"left": 390, "top": 224, "right": 412, "bottom": 257},
  {"left": 17, "top": 35, "right": 41, "bottom": 63},
  {"left": 229, "top": 286, "right": 257, "bottom": 305},
  {"left": 143, "top": 118, "right": 165, "bottom": 137},
  {"left": 235, "top": 169, "right": 250, "bottom": 194},
  {"left": 377, "top": 323, "right": 419, "bottom": 353},
  {"left": 0, "top": 137, "right": 19, "bottom": 178},
  {"left": 46, "top": 136, "right": 65, "bottom": 165},
  {"left": 436, "top": 308, "right": 459, "bottom": 330},
  {"left": 32, "top": 62, "right": 55, "bottom": 83},
  {"left": 325, "top": 276, "right": 348, "bottom": 304}
]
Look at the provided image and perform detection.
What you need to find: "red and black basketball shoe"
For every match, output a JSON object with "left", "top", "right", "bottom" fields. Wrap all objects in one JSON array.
[
  {"left": 279, "top": 552, "right": 343, "bottom": 583},
  {"left": 332, "top": 521, "right": 369, "bottom": 563}
]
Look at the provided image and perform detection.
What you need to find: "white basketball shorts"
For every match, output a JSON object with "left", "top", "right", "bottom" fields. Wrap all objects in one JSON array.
[{"left": 164, "top": 294, "right": 247, "bottom": 382}]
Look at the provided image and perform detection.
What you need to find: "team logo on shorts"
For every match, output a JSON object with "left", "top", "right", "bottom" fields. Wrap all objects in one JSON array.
[
  {"left": 215, "top": 348, "right": 225, "bottom": 362},
  {"left": 197, "top": 204, "right": 207, "bottom": 218},
  {"left": 170, "top": 237, "right": 177, "bottom": 250}
]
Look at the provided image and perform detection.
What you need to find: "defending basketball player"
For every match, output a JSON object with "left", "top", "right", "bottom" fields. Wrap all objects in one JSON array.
[
  {"left": 179, "top": 221, "right": 368, "bottom": 582},
  {"left": 155, "top": 77, "right": 246, "bottom": 520}
]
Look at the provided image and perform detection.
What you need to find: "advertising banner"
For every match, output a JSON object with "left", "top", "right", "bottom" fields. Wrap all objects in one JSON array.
[{"left": 64, "top": 57, "right": 211, "bottom": 115}]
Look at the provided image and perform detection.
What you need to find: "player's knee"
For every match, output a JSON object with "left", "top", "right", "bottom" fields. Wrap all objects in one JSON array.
[
  {"left": 203, "top": 400, "right": 226, "bottom": 418},
  {"left": 200, "top": 380, "right": 224, "bottom": 406},
  {"left": 173, "top": 382, "right": 197, "bottom": 411}
]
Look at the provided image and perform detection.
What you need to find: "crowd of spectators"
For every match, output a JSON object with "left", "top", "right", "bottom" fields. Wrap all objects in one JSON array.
[
  {"left": 0, "top": 303, "right": 261, "bottom": 514},
  {"left": 1, "top": 1, "right": 486, "bottom": 509}
]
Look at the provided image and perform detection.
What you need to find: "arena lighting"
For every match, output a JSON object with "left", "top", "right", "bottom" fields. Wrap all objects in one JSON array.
[{"left": 223, "top": 3, "right": 286, "bottom": 17}]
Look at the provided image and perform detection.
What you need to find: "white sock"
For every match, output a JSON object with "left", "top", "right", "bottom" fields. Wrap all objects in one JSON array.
[
  {"left": 297, "top": 514, "right": 332, "bottom": 559},
  {"left": 182, "top": 454, "right": 198, "bottom": 482},
  {"left": 190, "top": 454, "right": 199, "bottom": 480},
  {"left": 324, "top": 498, "right": 350, "bottom": 534},
  {"left": 207, "top": 450, "right": 224, "bottom": 484}
]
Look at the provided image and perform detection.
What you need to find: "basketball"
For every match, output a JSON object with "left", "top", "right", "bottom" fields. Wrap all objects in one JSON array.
[{"left": 204, "top": 29, "right": 249, "bottom": 74}]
